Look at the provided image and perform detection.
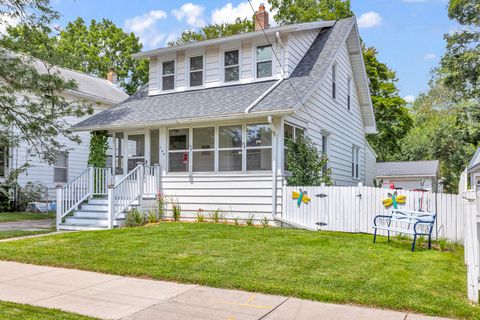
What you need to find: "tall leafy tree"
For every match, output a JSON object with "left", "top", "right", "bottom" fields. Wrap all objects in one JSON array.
[
  {"left": 2, "top": 18, "right": 148, "bottom": 95},
  {"left": 269, "top": 0, "right": 353, "bottom": 24},
  {"left": 440, "top": 0, "right": 479, "bottom": 102}
]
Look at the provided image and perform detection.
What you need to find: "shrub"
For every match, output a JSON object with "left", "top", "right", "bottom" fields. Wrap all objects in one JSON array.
[
  {"left": 146, "top": 209, "right": 159, "bottom": 224},
  {"left": 210, "top": 209, "right": 223, "bottom": 223},
  {"left": 196, "top": 209, "right": 205, "bottom": 223},
  {"left": 125, "top": 208, "right": 145, "bottom": 227},
  {"left": 18, "top": 181, "right": 47, "bottom": 211},
  {"left": 417, "top": 235, "right": 425, "bottom": 248},
  {"left": 261, "top": 216, "right": 269, "bottom": 228},
  {"left": 438, "top": 237, "right": 448, "bottom": 252},
  {"left": 172, "top": 201, "right": 181, "bottom": 222},
  {"left": 157, "top": 192, "right": 166, "bottom": 218},
  {"left": 396, "top": 233, "right": 410, "bottom": 241},
  {"left": 246, "top": 214, "right": 255, "bottom": 226},
  {"left": 233, "top": 217, "right": 240, "bottom": 225}
]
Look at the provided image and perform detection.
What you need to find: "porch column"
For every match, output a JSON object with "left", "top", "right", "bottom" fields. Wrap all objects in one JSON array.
[
  {"left": 145, "top": 130, "right": 151, "bottom": 166},
  {"left": 159, "top": 127, "right": 168, "bottom": 177},
  {"left": 112, "top": 132, "right": 116, "bottom": 184},
  {"left": 123, "top": 132, "right": 128, "bottom": 174}
]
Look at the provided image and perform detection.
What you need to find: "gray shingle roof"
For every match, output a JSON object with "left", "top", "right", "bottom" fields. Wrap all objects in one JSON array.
[
  {"left": 73, "top": 17, "right": 359, "bottom": 130},
  {"left": 468, "top": 148, "right": 480, "bottom": 170},
  {"left": 253, "top": 18, "right": 355, "bottom": 112},
  {"left": 376, "top": 160, "right": 440, "bottom": 178}
]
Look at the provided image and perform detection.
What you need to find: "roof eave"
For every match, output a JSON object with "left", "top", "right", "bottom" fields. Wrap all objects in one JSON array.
[{"left": 73, "top": 108, "right": 295, "bottom": 132}]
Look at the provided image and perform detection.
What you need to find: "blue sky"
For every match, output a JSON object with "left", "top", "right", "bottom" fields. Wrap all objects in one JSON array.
[{"left": 51, "top": 0, "right": 454, "bottom": 101}]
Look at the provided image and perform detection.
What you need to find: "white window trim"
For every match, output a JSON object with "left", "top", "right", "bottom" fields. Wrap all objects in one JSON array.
[
  {"left": 252, "top": 40, "right": 277, "bottom": 81},
  {"left": 160, "top": 59, "right": 176, "bottom": 92},
  {"left": 220, "top": 47, "right": 242, "bottom": 85},
  {"left": 53, "top": 152, "right": 68, "bottom": 183},
  {"left": 186, "top": 51, "right": 206, "bottom": 89}
]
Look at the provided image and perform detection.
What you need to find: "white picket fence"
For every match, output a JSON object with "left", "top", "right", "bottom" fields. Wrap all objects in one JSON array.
[{"left": 281, "top": 184, "right": 465, "bottom": 242}]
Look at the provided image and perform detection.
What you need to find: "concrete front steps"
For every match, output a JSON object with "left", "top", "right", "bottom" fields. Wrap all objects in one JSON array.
[{"left": 58, "top": 197, "right": 125, "bottom": 231}]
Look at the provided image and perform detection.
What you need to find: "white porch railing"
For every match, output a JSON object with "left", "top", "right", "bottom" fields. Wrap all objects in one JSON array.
[
  {"left": 56, "top": 167, "right": 111, "bottom": 228},
  {"left": 144, "top": 165, "right": 160, "bottom": 196}
]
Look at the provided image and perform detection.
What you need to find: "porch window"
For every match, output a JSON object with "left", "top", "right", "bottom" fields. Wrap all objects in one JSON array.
[
  {"left": 219, "top": 125, "right": 242, "bottom": 171},
  {"left": 256, "top": 45, "right": 273, "bottom": 78},
  {"left": 192, "top": 127, "right": 215, "bottom": 172},
  {"left": 0, "top": 146, "right": 7, "bottom": 177},
  {"left": 224, "top": 50, "right": 239, "bottom": 82},
  {"left": 54, "top": 151, "right": 68, "bottom": 183},
  {"left": 352, "top": 146, "right": 360, "bottom": 179},
  {"left": 283, "top": 123, "right": 304, "bottom": 171},
  {"left": 127, "top": 134, "right": 145, "bottom": 171},
  {"left": 162, "top": 61, "right": 175, "bottom": 91},
  {"left": 246, "top": 123, "right": 272, "bottom": 171},
  {"left": 168, "top": 129, "right": 189, "bottom": 172},
  {"left": 189, "top": 56, "right": 203, "bottom": 87}
]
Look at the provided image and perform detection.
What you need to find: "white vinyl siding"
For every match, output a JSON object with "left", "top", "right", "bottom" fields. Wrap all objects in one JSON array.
[
  {"left": 365, "top": 141, "right": 377, "bottom": 186},
  {"left": 285, "top": 30, "right": 319, "bottom": 76},
  {"left": 283, "top": 41, "right": 366, "bottom": 186}
]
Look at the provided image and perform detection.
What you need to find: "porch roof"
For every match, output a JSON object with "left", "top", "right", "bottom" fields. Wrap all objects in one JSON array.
[{"left": 72, "top": 80, "right": 289, "bottom": 131}]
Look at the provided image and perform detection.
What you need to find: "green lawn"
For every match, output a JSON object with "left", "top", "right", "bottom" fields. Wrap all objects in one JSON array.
[
  {"left": 0, "top": 301, "right": 96, "bottom": 320},
  {"left": 0, "top": 212, "right": 55, "bottom": 223},
  {"left": 0, "top": 223, "right": 476, "bottom": 319},
  {"left": 0, "top": 229, "right": 53, "bottom": 240}
]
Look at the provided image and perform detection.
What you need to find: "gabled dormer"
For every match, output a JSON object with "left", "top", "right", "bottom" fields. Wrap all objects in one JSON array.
[{"left": 134, "top": 5, "right": 335, "bottom": 96}]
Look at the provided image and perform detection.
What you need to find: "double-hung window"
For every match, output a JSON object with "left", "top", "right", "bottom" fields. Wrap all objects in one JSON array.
[
  {"left": 247, "top": 123, "right": 272, "bottom": 171},
  {"left": 0, "top": 147, "right": 7, "bottom": 177},
  {"left": 192, "top": 127, "right": 215, "bottom": 172},
  {"left": 189, "top": 56, "right": 203, "bottom": 87},
  {"left": 351, "top": 146, "right": 360, "bottom": 179},
  {"left": 332, "top": 64, "right": 337, "bottom": 100},
  {"left": 283, "top": 123, "right": 305, "bottom": 170},
  {"left": 219, "top": 125, "right": 242, "bottom": 171},
  {"left": 168, "top": 129, "right": 189, "bottom": 172},
  {"left": 224, "top": 50, "right": 240, "bottom": 82},
  {"left": 54, "top": 151, "right": 68, "bottom": 183},
  {"left": 162, "top": 60, "right": 175, "bottom": 91},
  {"left": 347, "top": 77, "right": 351, "bottom": 110},
  {"left": 256, "top": 45, "right": 273, "bottom": 78}
]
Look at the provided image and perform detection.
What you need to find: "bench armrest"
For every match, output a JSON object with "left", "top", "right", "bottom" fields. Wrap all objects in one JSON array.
[{"left": 374, "top": 215, "right": 392, "bottom": 227}]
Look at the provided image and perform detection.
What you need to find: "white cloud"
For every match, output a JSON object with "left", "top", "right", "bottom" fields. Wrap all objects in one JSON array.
[
  {"left": 172, "top": 3, "right": 206, "bottom": 28},
  {"left": 125, "top": 10, "right": 167, "bottom": 49},
  {"left": 424, "top": 53, "right": 436, "bottom": 60},
  {"left": 211, "top": 0, "right": 276, "bottom": 25},
  {"left": 357, "top": 11, "right": 382, "bottom": 29},
  {"left": 0, "top": 13, "right": 19, "bottom": 35},
  {"left": 165, "top": 33, "right": 179, "bottom": 45},
  {"left": 404, "top": 95, "right": 416, "bottom": 103}
]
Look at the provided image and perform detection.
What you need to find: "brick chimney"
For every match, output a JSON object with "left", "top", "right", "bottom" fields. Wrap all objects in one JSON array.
[
  {"left": 107, "top": 67, "right": 118, "bottom": 84},
  {"left": 254, "top": 3, "right": 269, "bottom": 31}
]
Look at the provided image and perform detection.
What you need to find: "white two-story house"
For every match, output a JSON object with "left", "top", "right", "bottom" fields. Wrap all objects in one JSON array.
[{"left": 62, "top": 7, "right": 377, "bottom": 230}]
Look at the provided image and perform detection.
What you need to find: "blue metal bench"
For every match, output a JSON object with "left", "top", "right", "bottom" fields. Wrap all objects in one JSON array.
[{"left": 373, "top": 210, "right": 436, "bottom": 252}]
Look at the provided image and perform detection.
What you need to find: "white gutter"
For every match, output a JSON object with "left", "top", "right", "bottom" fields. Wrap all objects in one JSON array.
[
  {"left": 244, "top": 78, "right": 284, "bottom": 114},
  {"left": 64, "top": 89, "right": 124, "bottom": 106}
]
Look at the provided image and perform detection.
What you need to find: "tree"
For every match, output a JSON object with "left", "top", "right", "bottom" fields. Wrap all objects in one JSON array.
[
  {"left": 269, "top": 0, "right": 352, "bottom": 24},
  {"left": 286, "top": 135, "right": 331, "bottom": 186},
  {"left": 168, "top": 18, "right": 253, "bottom": 46},
  {"left": 2, "top": 18, "right": 148, "bottom": 95}
]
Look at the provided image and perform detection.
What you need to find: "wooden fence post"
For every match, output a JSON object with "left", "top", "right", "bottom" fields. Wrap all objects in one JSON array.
[{"left": 464, "top": 190, "right": 479, "bottom": 303}]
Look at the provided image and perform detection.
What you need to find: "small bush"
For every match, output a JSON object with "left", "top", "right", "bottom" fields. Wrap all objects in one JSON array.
[
  {"left": 196, "top": 209, "right": 205, "bottom": 223},
  {"left": 438, "top": 237, "right": 448, "bottom": 252},
  {"left": 262, "top": 216, "right": 269, "bottom": 228},
  {"left": 172, "top": 201, "right": 181, "bottom": 222},
  {"left": 246, "top": 214, "right": 255, "bottom": 226},
  {"left": 157, "top": 192, "right": 166, "bottom": 218},
  {"left": 396, "top": 233, "right": 410, "bottom": 241},
  {"left": 125, "top": 208, "right": 145, "bottom": 227},
  {"left": 210, "top": 209, "right": 223, "bottom": 223},
  {"left": 233, "top": 217, "right": 240, "bottom": 225},
  {"left": 146, "top": 209, "right": 159, "bottom": 224},
  {"left": 417, "top": 235, "right": 425, "bottom": 248}
]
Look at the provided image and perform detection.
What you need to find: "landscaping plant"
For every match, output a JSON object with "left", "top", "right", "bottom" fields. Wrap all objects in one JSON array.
[
  {"left": 196, "top": 209, "right": 205, "bottom": 223},
  {"left": 172, "top": 201, "right": 181, "bottom": 222},
  {"left": 438, "top": 237, "right": 448, "bottom": 252},
  {"left": 246, "top": 214, "right": 255, "bottom": 226},
  {"left": 210, "top": 209, "right": 223, "bottom": 223},
  {"left": 157, "top": 192, "right": 166, "bottom": 219},
  {"left": 124, "top": 208, "right": 145, "bottom": 227},
  {"left": 146, "top": 209, "right": 159, "bottom": 224},
  {"left": 262, "top": 216, "right": 269, "bottom": 228}
]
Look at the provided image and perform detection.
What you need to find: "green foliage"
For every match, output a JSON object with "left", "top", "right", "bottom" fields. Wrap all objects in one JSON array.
[
  {"left": 233, "top": 217, "right": 240, "bottom": 225},
  {"left": 1, "top": 18, "right": 148, "bottom": 95},
  {"left": 196, "top": 210, "right": 205, "bottom": 223},
  {"left": 88, "top": 131, "right": 108, "bottom": 168},
  {"left": 440, "top": 0, "right": 479, "bottom": 101},
  {"left": 269, "top": 0, "right": 353, "bottom": 24},
  {"left": 172, "top": 202, "right": 181, "bottom": 222},
  {"left": 246, "top": 214, "right": 255, "bottom": 226},
  {"left": 146, "top": 209, "right": 159, "bottom": 224},
  {"left": 169, "top": 18, "right": 253, "bottom": 45},
  {"left": 124, "top": 208, "right": 145, "bottom": 227},
  {"left": 286, "top": 135, "right": 331, "bottom": 186},
  {"left": 262, "top": 216, "right": 269, "bottom": 228},
  {"left": 416, "top": 235, "right": 425, "bottom": 248},
  {"left": 157, "top": 193, "right": 166, "bottom": 218},
  {"left": 438, "top": 237, "right": 448, "bottom": 252},
  {"left": 210, "top": 209, "right": 223, "bottom": 223},
  {"left": 18, "top": 182, "right": 47, "bottom": 211}
]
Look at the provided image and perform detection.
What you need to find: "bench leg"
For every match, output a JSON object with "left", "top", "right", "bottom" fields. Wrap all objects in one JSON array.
[
  {"left": 411, "top": 235, "right": 417, "bottom": 252},
  {"left": 373, "top": 229, "right": 377, "bottom": 243},
  {"left": 428, "top": 234, "right": 432, "bottom": 250},
  {"left": 387, "top": 230, "right": 390, "bottom": 242}
]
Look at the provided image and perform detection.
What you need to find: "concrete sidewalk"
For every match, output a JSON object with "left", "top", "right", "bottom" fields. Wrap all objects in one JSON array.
[
  {"left": 0, "top": 261, "right": 451, "bottom": 320},
  {"left": 0, "top": 219, "right": 54, "bottom": 231}
]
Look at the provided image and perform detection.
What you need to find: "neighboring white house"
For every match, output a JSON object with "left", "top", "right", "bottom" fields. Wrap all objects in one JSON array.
[
  {"left": 60, "top": 7, "right": 377, "bottom": 230},
  {"left": 0, "top": 59, "right": 128, "bottom": 201},
  {"left": 467, "top": 148, "right": 480, "bottom": 189},
  {"left": 375, "top": 160, "right": 441, "bottom": 192}
]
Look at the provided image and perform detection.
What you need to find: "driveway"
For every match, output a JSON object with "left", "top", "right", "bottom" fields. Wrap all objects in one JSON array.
[
  {"left": 0, "top": 219, "right": 53, "bottom": 231},
  {"left": 0, "top": 261, "right": 451, "bottom": 320}
]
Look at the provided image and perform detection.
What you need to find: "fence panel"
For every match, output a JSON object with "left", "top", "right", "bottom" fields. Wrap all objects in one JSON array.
[{"left": 281, "top": 185, "right": 464, "bottom": 242}]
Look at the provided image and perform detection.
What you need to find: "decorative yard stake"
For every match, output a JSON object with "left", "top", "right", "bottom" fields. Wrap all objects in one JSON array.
[
  {"left": 292, "top": 189, "right": 311, "bottom": 207},
  {"left": 382, "top": 184, "right": 406, "bottom": 209}
]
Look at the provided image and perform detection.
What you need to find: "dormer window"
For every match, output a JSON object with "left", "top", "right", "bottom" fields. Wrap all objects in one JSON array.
[
  {"left": 162, "top": 61, "right": 175, "bottom": 91},
  {"left": 256, "top": 45, "right": 272, "bottom": 78},
  {"left": 224, "top": 50, "right": 240, "bottom": 82},
  {"left": 189, "top": 56, "right": 204, "bottom": 87}
]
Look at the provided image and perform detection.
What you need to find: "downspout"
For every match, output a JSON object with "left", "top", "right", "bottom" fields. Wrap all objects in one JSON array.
[{"left": 269, "top": 115, "right": 278, "bottom": 220}]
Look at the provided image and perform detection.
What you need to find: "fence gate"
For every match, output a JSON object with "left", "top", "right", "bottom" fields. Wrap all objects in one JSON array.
[{"left": 281, "top": 184, "right": 465, "bottom": 242}]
